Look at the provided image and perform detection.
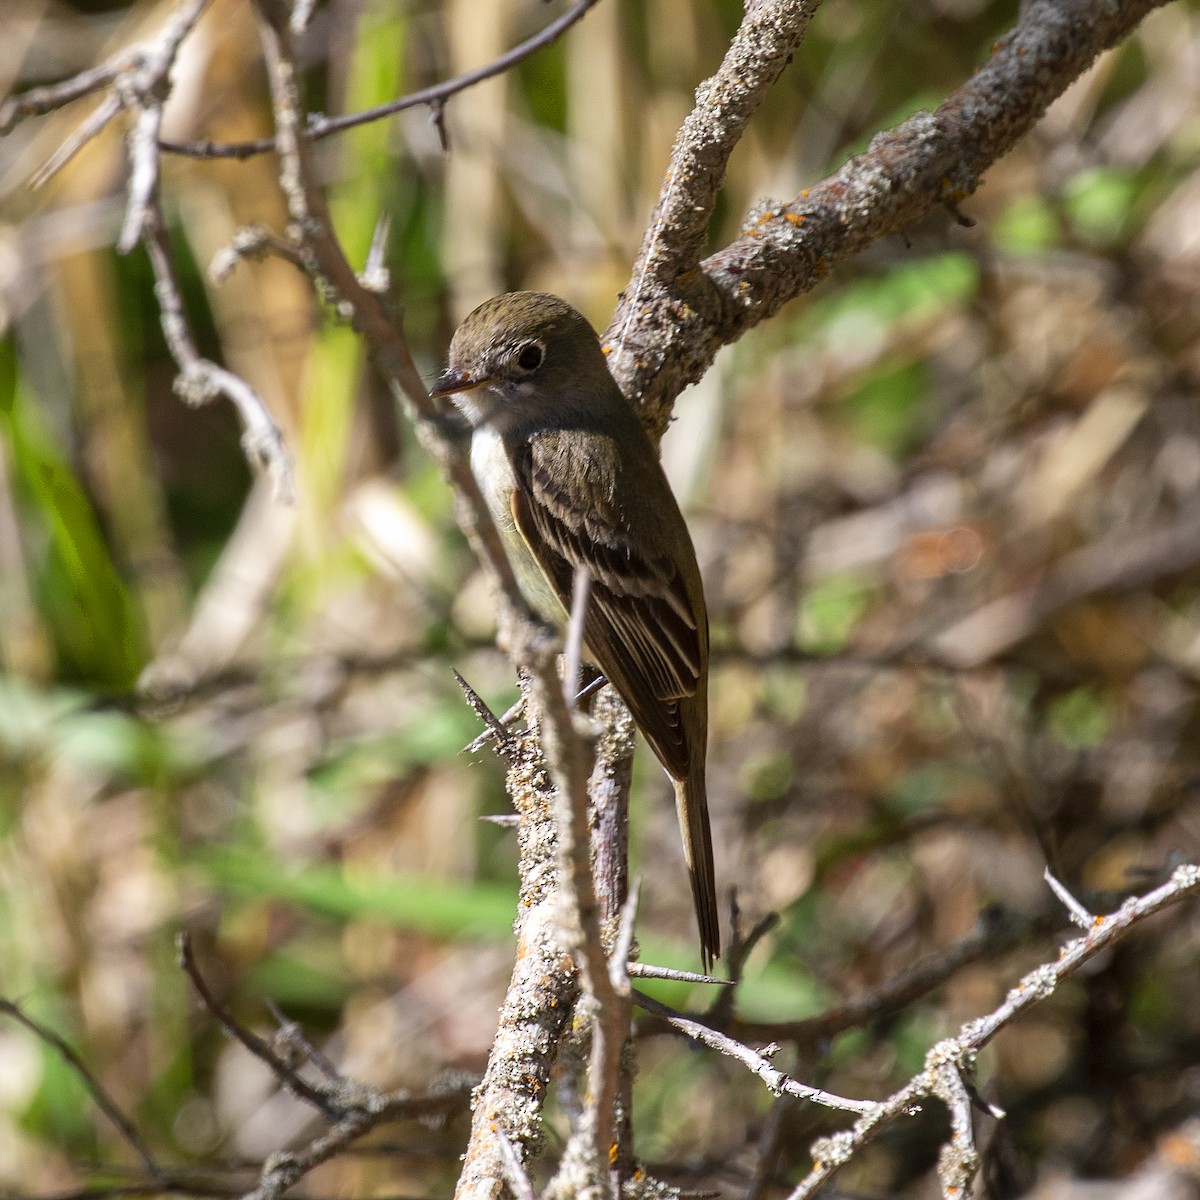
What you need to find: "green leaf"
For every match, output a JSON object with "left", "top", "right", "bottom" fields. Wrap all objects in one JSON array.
[{"left": 994, "top": 194, "right": 1059, "bottom": 253}]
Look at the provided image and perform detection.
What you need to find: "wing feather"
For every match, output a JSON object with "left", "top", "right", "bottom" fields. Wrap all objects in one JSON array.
[{"left": 510, "top": 430, "right": 702, "bottom": 777}]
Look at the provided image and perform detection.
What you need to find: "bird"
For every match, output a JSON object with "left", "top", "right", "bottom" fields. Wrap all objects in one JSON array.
[{"left": 430, "top": 291, "right": 720, "bottom": 968}]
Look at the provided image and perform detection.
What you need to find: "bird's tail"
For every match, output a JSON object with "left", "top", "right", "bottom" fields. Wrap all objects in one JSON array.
[{"left": 674, "top": 767, "right": 720, "bottom": 971}]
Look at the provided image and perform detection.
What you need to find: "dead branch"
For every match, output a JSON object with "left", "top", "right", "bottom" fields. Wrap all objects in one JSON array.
[
  {"left": 786, "top": 863, "right": 1200, "bottom": 1200},
  {"left": 156, "top": 0, "right": 603, "bottom": 161}
]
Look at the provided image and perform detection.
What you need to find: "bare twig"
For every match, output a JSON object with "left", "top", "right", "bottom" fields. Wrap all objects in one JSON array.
[
  {"left": 564, "top": 565, "right": 592, "bottom": 711},
  {"left": 116, "top": 98, "right": 165, "bottom": 252},
  {"left": 0, "top": 56, "right": 136, "bottom": 132},
  {"left": 178, "top": 932, "right": 342, "bottom": 1119},
  {"left": 633, "top": 991, "right": 874, "bottom": 1116},
  {"left": 157, "top": 0, "right": 604, "bottom": 161},
  {"left": 143, "top": 202, "right": 294, "bottom": 501},
  {"left": 265, "top": 998, "right": 341, "bottom": 1082},
  {"left": 784, "top": 864, "right": 1200, "bottom": 1200},
  {"left": 625, "top": 962, "right": 731, "bottom": 986},
  {"left": 0, "top": 1000, "right": 161, "bottom": 1179},
  {"left": 209, "top": 224, "right": 311, "bottom": 281},
  {"left": 250, "top": 0, "right": 522, "bottom": 613}
]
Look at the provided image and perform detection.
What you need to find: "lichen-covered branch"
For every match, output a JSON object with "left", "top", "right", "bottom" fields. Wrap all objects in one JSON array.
[
  {"left": 611, "top": 0, "right": 819, "bottom": 357},
  {"left": 785, "top": 864, "right": 1200, "bottom": 1200},
  {"left": 605, "top": 0, "right": 1175, "bottom": 436}
]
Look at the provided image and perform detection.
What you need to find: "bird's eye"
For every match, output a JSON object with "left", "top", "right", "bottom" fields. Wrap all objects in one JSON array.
[{"left": 515, "top": 342, "right": 544, "bottom": 371}]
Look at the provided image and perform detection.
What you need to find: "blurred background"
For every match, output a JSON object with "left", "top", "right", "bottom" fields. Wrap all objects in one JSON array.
[{"left": 2, "top": 0, "right": 1200, "bottom": 1195}]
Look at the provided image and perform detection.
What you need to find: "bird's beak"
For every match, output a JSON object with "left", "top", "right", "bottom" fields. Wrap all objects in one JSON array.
[{"left": 429, "top": 369, "right": 490, "bottom": 398}]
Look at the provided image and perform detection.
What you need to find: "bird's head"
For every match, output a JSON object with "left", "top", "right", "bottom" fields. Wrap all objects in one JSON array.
[{"left": 430, "top": 292, "right": 610, "bottom": 430}]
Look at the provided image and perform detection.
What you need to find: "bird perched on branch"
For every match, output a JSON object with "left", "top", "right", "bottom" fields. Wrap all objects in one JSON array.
[{"left": 431, "top": 292, "right": 719, "bottom": 968}]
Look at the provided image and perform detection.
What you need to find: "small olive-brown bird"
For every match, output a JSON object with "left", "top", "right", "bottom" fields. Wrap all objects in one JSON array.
[{"left": 431, "top": 292, "right": 719, "bottom": 967}]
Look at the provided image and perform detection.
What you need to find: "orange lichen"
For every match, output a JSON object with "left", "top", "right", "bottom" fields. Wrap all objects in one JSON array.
[{"left": 784, "top": 212, "right": 805, "bottom": 226}]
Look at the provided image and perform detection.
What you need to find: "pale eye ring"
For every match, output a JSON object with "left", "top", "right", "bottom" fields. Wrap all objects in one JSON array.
[{"left": 515, "top": 341, "right": 544, "bottom": 372}]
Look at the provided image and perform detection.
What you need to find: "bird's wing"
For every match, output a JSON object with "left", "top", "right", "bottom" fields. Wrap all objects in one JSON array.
[{"left": 510, "top": 428, "right": 701, "bottom": 778}]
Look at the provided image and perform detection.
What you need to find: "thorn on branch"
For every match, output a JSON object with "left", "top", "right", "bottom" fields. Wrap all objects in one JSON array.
[
  {"left": 361, "top": 215, "right": 392, "bottom": 294},
  {"left": 429, "top": 98, "right": 450, "bottom": 153},
  {"left": 945, "top": 198, "right": 976, "bottom": 227},
  {"left": 453, "top": 667, "right": 515, "bottom": 753},
  {"left": 1044, "top": 867, "right": 1095, "bottom": 929},
  {"left": 626, "top": 962, "right": 732, "bottom": 985}
]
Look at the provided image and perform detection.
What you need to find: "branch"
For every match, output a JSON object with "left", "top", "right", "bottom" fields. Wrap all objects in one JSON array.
[
  {"left": 784, "top": 863, "right": 1200, "bottom": 1200},
  {"left": 156, "top": 0, "right": 603, "bottom": 161},
  {"left": 2, "top": 0, "right": 295, "bottom": 496},
  {"left": 0, "top": 1000, "right": 161, "bottom": 1180},
  {"left": 520, "top": 613, "right": 632, "bottom": 1198},
  {"left": 250, "top": 0, "right": 522, "bottom": 617},
  {"left": 615, "top": 0, "right": 818, "bottom": 292},
  {"left": 633, "top": 990, "right": 873, "bottom": 1116},
  {"left": 453, "top": 710, "right": 583, "bottom": 1200},
  {"left": 144, "top": 200, "right": 294, "bottom": 501},
  {"left": 604, "top": 0, "right": 1175, "bottom": 435}
]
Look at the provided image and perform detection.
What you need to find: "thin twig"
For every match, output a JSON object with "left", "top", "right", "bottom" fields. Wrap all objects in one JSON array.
[
  {"left": 609, "top": 880, "right": 640, "bottom": 995},
  {"left": 178, "top": 932, "right": 341, "bottom": 1119},
  {"left": 785, "top": 864, "right": 1200, "bottom": 1200},
  {"left": 157, "top": 0, "right": 604, "bottom": 161},
  {"left": 0, "top": 1000, "right": 161, "bottom": 1179},
  {"left": 633, "top": 991, "right": 874, "bottom": 1116},
  {"left": 626, "top": 962, "right": 731, "bottom": 986},
  {"left": 564, "top": 565, "right": 592, "bottom": 711},
  {"left": 265, "top": 999, "right": 342, "bottom": 1082},
  {"left": 0, "top": 55, "right": 135, "bottom": 132}
]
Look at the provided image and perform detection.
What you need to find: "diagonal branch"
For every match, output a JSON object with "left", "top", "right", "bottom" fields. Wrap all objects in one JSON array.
[
  {"left": 612, "top": 0, "right": 820, "bottom": 349},
  {"left": 785, "top": 863, "right": 1200, "bottom": 1200},
  {"left": 0, "top": 999, "right": 161, "bottom": 1180},
  {"left": 157, "top": 0, "right": 603, "bottom": 161},
  {"left": 605, "top": 0, "right": 1175, "bottom": 436}
]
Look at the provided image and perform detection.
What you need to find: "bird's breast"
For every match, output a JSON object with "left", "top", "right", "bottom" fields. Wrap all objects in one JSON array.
[
  {"left": 470, "top": 425, "right": 519, "bottom": 533},
  {"left": 470, "top": 425, "right": 565, "bottom": 625}
]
